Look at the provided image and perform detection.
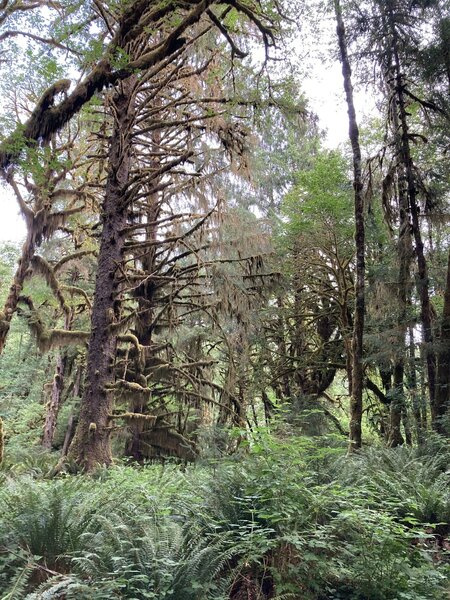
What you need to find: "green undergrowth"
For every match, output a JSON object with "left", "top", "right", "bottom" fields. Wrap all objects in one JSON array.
[{"left": 0, "top": 434, "right": 449, "bottom": 599}]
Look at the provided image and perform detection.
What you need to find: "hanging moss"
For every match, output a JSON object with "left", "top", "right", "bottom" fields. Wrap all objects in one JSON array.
[
  {"left": 109, "top": 412, "right": 157, "bottom": 425},
  {"left": 30, "top": 255, "right": 70, "bottom": 314},
  {"left": 18, "top": 295, "right": 89, "bottom": 352}
]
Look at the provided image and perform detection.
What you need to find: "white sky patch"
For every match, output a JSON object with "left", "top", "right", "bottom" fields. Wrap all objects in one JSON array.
[
  {"left": 303, "top": 60, "right": 379, "bottom": 149},
  {"left": 302, "top": 59, "right": 350, "bottom": 148},
  {"left": 0, "top": 184, "right": 26, "bottom": 244}
]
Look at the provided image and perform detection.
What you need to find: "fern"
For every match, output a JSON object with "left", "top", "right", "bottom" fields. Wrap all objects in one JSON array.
[
  {"left": 0, "top": 444, "right": 448, "bottom": 599},
  {"left": 1, "top": 561, "right": 35, "bottom": 600},
  {"left": 334, "top": 446, "right": 450, "bottom": 523}
]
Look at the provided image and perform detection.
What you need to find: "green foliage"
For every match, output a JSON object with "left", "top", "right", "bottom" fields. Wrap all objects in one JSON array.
[
  {"left": 335, "top": 444, "right": 450, "bottom": 526},
  {"left": 0, "top": 2, "right": 448, "bottom": 596},
  {"left": 282, "top": 150, "right": 354, "bottom": 239},
  {"left": 0, "top": 477, "right": 98, "bottom": 595},
  {"left": 0, "top": 436, "right": 448, "bottom": 598},
  {"left": 0, "top": 321, "right": 48, "bottom": 457},
  {"left": 0, "top": 467, "right": 232, "bottom": 599},
  {"left": 0, "top": 244, "right": 21, "bottom": 300}
]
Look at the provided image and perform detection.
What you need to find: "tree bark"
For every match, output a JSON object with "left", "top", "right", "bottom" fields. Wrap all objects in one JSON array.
[
  {"left": 42, "top": 353, "right": 65, "bottom": 449},
  {"left": 67, "top": 78, "right": 136, "bottom": 471},
  {"left": 408, "top": 325, "right": 424, "bottom": 444},
  {"left": 61, "top": 414, "right": 76, "bottom": 458},
  {"left": 0, "top": 223, "right": 36, "bottom": 354},
  {"left": 434, "top": 247, "right": 450, "bottom": 434},
  {"left": 386, "top": 3, "right": 437, "bottom": 425},
  {"left": 42, "top": 311, "right": 74, "bottom": 449},
  {"left": 334, "top": 0, "right": 365, "bottom": 452},
  {"left": 389, "top": 158, "right": 410, "bottom": 447},
  {"left": 276, "top": 296, "right": 291, "bottom": 399},
  {"left": 389, "top": 361, "right": 405, "bottom": 446},
  {"left": 126, "top": 191, "right": 160, "bottom": 460}
]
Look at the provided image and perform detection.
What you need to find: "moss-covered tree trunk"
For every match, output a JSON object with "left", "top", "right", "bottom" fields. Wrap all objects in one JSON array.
[
  {"left": 275, "top": 296, "right": 291, "bottom": 399},
  {"left": 334, "top": 0, "right": 365, "bottom": 451},
  {"left": 42, "top": 353, "right": 65, "bottom": 450},
  {"left": 389, "top": 170, "right": 410, "bottom": 447},
  {"left": 68, "top": 78, "right": 135, "bottom": 470},
  {"left": 408, "top": 325, "right": 424, "bottom": 444},
  {"left": 434, "top": 248, "right": 450, "bottom": 434},
  {"left": 42, "top": 311, "right": 74, "bottom": 449},
  {"left": 386, "top": 3, "right": 436, "bottom": 426},
  {"left": 0, "top": 224, "right": 36, "bottom": 354},
  {"left": 125, "top": 193, "right": 160, "bottom": 460}
]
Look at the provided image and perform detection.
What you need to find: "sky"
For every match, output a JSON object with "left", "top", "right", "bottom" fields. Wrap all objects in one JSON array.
[
  {"left": 0, "top": 184, "right": 26, "bottom": 244},
  {"left": 303, "top": 61, "right": 351, "bottom": 148}
]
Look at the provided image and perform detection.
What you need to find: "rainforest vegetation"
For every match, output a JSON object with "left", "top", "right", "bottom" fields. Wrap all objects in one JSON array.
[{"left": 0, "top": 0, "right": 449, "bottom": 598}]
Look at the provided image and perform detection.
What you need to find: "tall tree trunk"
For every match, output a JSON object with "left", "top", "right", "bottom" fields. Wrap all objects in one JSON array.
[
  {"left": 42, "top": 312, "right": 73, "bottom": 449},
  {"left": 61, "top": 363, "right": 82, "bottom": 458},
  {"left": 402, "top": 405, "right": 412, "bottom": 446},
  {"left": 61, "top": 414, "right": 76, "bottom": 458},
  {"left": 434, "top": 247, "right": 450, "bottom": 434},
  {"left": 408, "top": 325, "right": 424, "bottom": 444},
  {"left": 42, "top": 353, "right": 65, "bottom": 450},
  {"left": 386, "top": 3, "right": 437, "bottom": 424},
  {"left": 126, "top": 192, "right": 160, "bottom": 460},
  {"left": 68, "top": 78, "right": 135, "bottom": 471},
  {"left": 420, "top": 358, "right": 428, "bottom": 431},
  {"left": 0, "top": 227, "right": 35, "bottom": 354},
  {"left": 389, "top": 161, "right": 411, "bottom": 447},
  {"left": 334, "top": 0, "right": 365, "bottom": 451},
  {"left": 389, "top": 362, "right": 405, "bottom": 446},
  {"left": 276, "top": 296, "right": 291, "bottom": 399},
  {"left": 378, "top": 367, "right": 392, "bottom": 442}
]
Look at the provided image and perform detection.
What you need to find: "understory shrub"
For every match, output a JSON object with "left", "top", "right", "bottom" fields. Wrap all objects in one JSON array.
[{"left": 0, "top": 436, "right": 448, "bottom": 599}]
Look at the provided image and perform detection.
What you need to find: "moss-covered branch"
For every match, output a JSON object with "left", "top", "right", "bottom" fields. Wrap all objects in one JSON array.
[
  {"left": 108, "top": 412, "right": 157, "bottom": 423},
  {"left": 0, "top": 0, "right": 278, "bottom": 172},
  {"left": 18, "top": 295, "right": 89, "bottom": 352},
  {"left": 30, "top": 255, "right": 70, "bottom": 314}
]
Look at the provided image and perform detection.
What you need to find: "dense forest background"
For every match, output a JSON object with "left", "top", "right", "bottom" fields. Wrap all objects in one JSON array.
[{"left": 0, "top": 0, "right": 449, "bottom": 598}]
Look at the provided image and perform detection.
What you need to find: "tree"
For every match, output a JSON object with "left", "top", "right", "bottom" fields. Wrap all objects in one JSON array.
[
  {"left": 0, "top": 127, "right": 95, "bottom": 354},
  {"left": 341, "top": 0, "right": 450, "bottom": 441},
  {"left": 0, "top": 1, "right": 279, "bottom": 172},
  {"left": 269, "top": 150, "right": 353, "bottom": 434},
  {"left": 63, "top": 3, "right": 290, "bottom": 470},
  {"left": 334, "top": 0, "right": 365, "bottom": 451}
]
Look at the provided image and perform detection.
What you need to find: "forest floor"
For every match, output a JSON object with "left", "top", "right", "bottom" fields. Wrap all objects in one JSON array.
[{"left": 0, "top": 433, "right": 449, "bottom": 599}]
